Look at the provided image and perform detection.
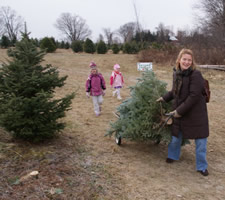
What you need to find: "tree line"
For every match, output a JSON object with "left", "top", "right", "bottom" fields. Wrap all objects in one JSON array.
[{"left": 1, "top": 1, "right": 225, "bottom": 63}]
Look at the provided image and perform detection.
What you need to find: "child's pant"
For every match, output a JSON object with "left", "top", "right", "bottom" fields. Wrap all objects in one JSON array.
[
  {"left": 113, "top": 88, "right": 121, "bottom": 99},
  {"left": 92, "top": 95, "right": 103, "bottom": 115}
]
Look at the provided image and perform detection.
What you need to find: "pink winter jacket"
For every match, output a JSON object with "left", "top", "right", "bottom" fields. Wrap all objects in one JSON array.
[
  {"left": 110, "top": 71, "right": 124, "bottom": 88},
  {"left": 86, "top": 73, "right": 106, "bottom": 96}
]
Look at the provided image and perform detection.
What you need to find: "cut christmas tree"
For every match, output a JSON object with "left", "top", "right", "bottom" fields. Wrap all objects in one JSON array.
[{"left": 106, "top": 71, "right": 189, "bottom": 145}]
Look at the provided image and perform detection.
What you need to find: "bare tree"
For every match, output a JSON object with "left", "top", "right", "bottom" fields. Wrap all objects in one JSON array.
[
  {"left": 194, "top": 0, "right": 225, "bottom": 48},
  {"left": 103, "top": 28, "right": 114, "bottom": 45},
  {"left": 55, "top": 13, "right": 91, "bottom": 42},
  {"left": 97, "top": 34, "right": 104, "bottom": 42},
  {"left": 118, "top": 22, "right": 137, "bottom": 43},
  {"left": 0, "top": 6, "right": 24, "bottom": 41},
  {"left": 133, "top": 1, "right": 143, "bottom": 43},
  {"left": 112, "top": 36, "right": 122, "bottom": 44},
  {"left": 155, "top": 23, "right": 172, "bottom": 44}
]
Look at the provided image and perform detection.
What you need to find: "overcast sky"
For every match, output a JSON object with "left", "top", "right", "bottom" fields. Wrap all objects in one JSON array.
[{"left": 1, "top": 0, "right": 197, "bottom": 42}]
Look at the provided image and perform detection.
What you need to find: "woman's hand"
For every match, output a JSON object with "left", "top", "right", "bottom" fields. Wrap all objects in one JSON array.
[
  {"left": 169, "top": 110, "right": 181, "bottom": 118},
  {"left": 156, "top": 97, "right": 164, "bottom": 102}
]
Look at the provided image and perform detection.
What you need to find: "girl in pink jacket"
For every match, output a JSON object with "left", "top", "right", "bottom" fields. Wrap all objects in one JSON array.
[
  {"left": 110, "top": 64, "right": 124, "bottom": 100},
  {"left": 86, "top": 62, "right": 106, "bottom": 116}
]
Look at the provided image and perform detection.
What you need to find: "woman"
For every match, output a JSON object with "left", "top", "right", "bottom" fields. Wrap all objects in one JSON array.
[{"left": 157, "top": 49, "right": 209, "bottom": 176}]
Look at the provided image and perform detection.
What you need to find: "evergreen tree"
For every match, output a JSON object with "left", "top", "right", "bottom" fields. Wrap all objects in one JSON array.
[
  {"left": 60, "top": 41, "right": 65, "bottom": 49},
  {"left": 50, "top": 37, "right": 56, "bottom": 46},
  {"left": 133, "top": 30, "right": 157, "bottom": 43},
  {"left": 106, "top": 71, "right": 189, "bottom": 145},
  {"left": 96, "top": 40, "right": 107, "bottom": 54},
  {"left": 84, "top": 38, "right": 95, "bottom": 53},
  {"left": 123, "top": 41, "right": 139, "bottom": 54},
  {"left": 64, "top": 42, "right": 70, "bottom": 49},
  {"left": 30, "top": 38, "right": 40, "bottom": 47},
  {"left": 112, "top": 43, "right": 120, "bottom": 54},
  {"left": 55, "top": 40, "right": 60, "bottom": 48},
  {"left": 10, "top": 35, "right": 17, "bottom": 47},
  {"left": 0, "top": 35, "right": 11, "bottom": 48},
  {"left": 71, "top": 40, "right": 83, "bottom": 53},
  {"left": 40, "top": 37, "right": 57, "bottom": 53},
  {"left": 0, "top": 32, "right": 75, "bottom": 141}
]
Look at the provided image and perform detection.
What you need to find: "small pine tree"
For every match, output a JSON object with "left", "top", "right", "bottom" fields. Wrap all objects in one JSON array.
[
  {"left": 50, "top": 37, "right": 56, "bottom": 46},
  {"left": 59, "top": 41, "right": 65, "bottom": 49},
  {"left": 10, "top": 35, "right": 17, "bottom": 47},
  {"left": 40, "top": 37, "right": 57, "bottom": 53},
  {"left": 0, "top": 32, "right": 75, "bottom": 142},
  {"left": 30, "top": 38, "right": 40, "bottom": 47},
  {"left": 151, "top": 42, "right": 163, "bottom": 50},
  {"left": 123, "top": 42, "right": 131, "bottom": 54},
  {"left": 71, "top": 40, "right": 83, "bottom": 53},
  {"left": 65, "top": 42, "right": 70, "bottom": 49},
  {"left": 112, "top": 43, "right": 120, "bottom": 54},
  {"left": 96, "top": 40, "right": 107, "bottom": 54},
  {"left": 55, "top": 41, "right": 60, "bottom": 48},
  {"left": 120, "top": 44, "right": 124, "bottom": 51},
  {"left": 0, "top": 35, "right": 11, "bottom": 48},
  {"left": 84, "top": 38, "right": 95, "bottom": 53},
  {"left": 123, "top": 41, "right": 139, "bottom": 54}
]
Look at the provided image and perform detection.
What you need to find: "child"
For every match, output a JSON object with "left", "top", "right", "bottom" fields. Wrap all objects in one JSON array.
[
  {"left": 110, "top": 64, "right": 124, "bottom": 100},
  {"left": 86, "top": 62, "right": 106, "bottom": 116}
]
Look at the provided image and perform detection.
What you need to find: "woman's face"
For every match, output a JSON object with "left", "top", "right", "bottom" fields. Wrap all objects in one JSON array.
[{"left": 180, "top": 54, "right": 192, "bottom": 71}]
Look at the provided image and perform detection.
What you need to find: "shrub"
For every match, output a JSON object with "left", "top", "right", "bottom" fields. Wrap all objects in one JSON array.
[
  {"left": 0, "top": 35, "right": 11, "bottom": 48},
  {"left": 40, "top": 37, "right": 57, "bottom": 53},
  {"left": 84, "top": 38, "right": 95, "bottom": 53},
  {"left": 151, "top": 42, "right": 163, "bottom": 50},
  {"left": 71, "top": 40, "right": 83, "bottom": 53},
  {"left": 50, "top": 37, "right": 56, "bottom": 46},
  {"left": 193, "top": 48, "right": 225, "bottom": 65},
  {"left": 123, "top": 41, "right": 139, "bottom": 54},
  {"left": 65, "top": 42, "right": 70, "bottom": 49},
  {"left": 96, "top": 40, "right": 107, "bottom": 54},
  {"left": 59, "top": 41, "right": 65, "bottom": 49},
  {"left": 30, "top": 38, "right": 40, "bottom": 47},
  {"left": 112, "top": 44, "right": 120, "bottom": 54},
  {"left": 137, "top": 42, "right": 179, "bottom": 65}
]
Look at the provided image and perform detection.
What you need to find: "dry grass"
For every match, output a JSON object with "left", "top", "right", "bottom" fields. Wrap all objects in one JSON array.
[{"left": 0, "top": 49, "right": 225, "bottom": 200}]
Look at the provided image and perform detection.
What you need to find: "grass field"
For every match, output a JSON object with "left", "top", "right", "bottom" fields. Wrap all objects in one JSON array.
[{"left": 0, "top": 49, "right": 225, "bottom": 200}]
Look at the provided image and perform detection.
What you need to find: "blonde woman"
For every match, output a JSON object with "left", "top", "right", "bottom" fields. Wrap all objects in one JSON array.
[{"left": 157, "top": 49, "right": 209, "bottom": 176}]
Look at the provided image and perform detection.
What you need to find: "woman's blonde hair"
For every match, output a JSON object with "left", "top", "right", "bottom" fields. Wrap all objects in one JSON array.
[{"left": 175, "top": 48, "right": 196, "bottom": 70}]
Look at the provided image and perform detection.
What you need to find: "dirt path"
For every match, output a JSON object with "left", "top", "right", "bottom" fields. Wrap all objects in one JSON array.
[{"left": 1, "top": 49, "right": 225, "bottom": 199}]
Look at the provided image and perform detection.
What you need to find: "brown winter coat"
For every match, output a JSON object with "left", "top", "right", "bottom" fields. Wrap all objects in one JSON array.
[{"left": 163, "top": 69, "right": 209, "bottom": 139}]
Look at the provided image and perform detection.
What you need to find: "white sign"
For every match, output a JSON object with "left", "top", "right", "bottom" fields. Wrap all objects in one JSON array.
[{"left": 137, "top": 62, "right": 153, "bottom": 71}]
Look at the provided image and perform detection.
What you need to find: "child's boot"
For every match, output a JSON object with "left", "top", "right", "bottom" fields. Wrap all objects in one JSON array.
[
  {"left": 112, "top": 90, "right": 116, "bottom": 97},
  {"left": 117, "top": 95, "right": 122, "bottom": 100}
]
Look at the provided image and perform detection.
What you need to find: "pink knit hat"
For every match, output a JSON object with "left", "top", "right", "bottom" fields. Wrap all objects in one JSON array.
[
  {"left": 114, "top": 64, "right": 120, "bottom": 71},
  {"left": 89, "top": 61, "right": 97, "bottom": 69}
]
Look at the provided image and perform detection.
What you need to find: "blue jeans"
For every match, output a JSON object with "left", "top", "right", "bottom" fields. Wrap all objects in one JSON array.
[{"left": 168, "top": 132, "right": 208, "bottom": 171}]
